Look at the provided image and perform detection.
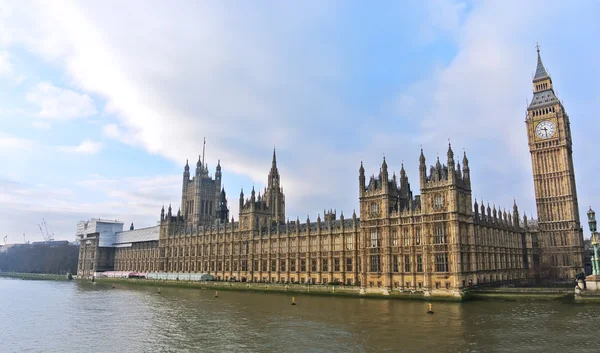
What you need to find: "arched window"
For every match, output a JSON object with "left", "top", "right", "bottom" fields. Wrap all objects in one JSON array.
[
  {"left": 370, "top": 202, "right": 379, "bottom": 214},
  {"left": 434, "top": 194, "right": 444, "bottom": 209}
]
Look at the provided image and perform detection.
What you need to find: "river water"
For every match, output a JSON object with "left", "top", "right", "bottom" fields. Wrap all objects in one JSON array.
[{"left": 0, "top": 277, "right": 598, "bottom": 353}]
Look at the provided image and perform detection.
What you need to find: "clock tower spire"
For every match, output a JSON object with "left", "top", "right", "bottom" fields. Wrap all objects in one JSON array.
[{"left": 526, "top": 44, "right": 584, "bottom": 280}]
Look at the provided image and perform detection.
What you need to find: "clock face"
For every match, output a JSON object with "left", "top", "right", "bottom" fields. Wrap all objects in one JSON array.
[{"left": 535, "top": 120, "right": 556, "bottom": 139}]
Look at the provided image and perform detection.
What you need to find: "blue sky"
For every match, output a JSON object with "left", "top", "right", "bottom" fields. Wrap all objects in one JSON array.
[{"left": 1, "top": 0, "right": 599, "bottom": 242}]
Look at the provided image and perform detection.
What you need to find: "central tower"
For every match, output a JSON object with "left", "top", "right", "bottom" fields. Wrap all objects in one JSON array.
[{"left": 526, "top": 45, "right": 584, "bottom": 279}]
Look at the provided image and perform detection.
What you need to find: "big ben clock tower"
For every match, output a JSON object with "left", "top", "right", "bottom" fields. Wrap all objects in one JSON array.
[{"left": 526, "top": 44, "right": 584, "bottom": 280}]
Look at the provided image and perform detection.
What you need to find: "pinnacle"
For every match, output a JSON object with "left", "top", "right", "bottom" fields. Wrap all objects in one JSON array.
[{"left": 534, "top": 43, "right": 549, "bottom": 79}]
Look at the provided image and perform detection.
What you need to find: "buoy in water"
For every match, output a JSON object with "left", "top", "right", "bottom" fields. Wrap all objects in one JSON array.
[
  {"left": 291, "top": 297, "right": 296, "bottom": 305},
  {"left": 112, "top": 284, "right": 115, "bottom": 289},
  {"left": 157, "top": 288, "right": 161, "bottom": 294},
  {"left": 215, "top": 291, "right": 219, "bottom": 298},
  {"left": 427, "top": 302, "right": 434, "bottom": 314}
]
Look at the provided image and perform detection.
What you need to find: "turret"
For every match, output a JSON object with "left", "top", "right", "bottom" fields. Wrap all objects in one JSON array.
[
  {"left": 130, "top": 223, "right": 134, "bottom": 231},
  {"left": 196, "top": 154, "right": 202, "bottom": 176},
  {"left": 217, "top": 187, "right": 229, "bottom": 223},
  {"left": 182, "top": 159, "right": 190, "bottom": 217},
  {"left": 239, "top": 188, "right": 244, "bottom": 212},
  {"left": 268, "top": 148, "right": 280, "bottom": 188},
  {"left": 474, "top": 199, "right": 479, "bottom": 217},
  {"left": 251, "top": 186, "right": 256, "bottom": 203},
  {"left": 215, "top": 160, "right": 222, "bottom": 180},
  {"left": 380, "top": 156, "right": 389, "bottom": 192},
  {"left": 419, "top": 148, "right": 426, "bottom": 187},
  {"left": 160, "top": 205, "right": 165, "bottom": 221},
  {"left": 462, "top": 151, "right": 470, "bottom": 187},
  {"left": 184, "top": 159, "right": 190, "bottom": 177},
  {"left": 447, "top": 142, "right": 455, "bottom": 183},
  {"left": 512, "top": 199, "right": 520, "bottom": 227},
  {"left": 359, "top": 161, "right": 365, "bottom": 196}
]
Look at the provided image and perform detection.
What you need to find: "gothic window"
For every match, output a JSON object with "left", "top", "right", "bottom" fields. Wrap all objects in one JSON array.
[
  {"left": 370, "top": 202, "right": 379, "bottom": 215},
  {"left": 434, "top": 224, "right": 447, "bottom": 244},
  {"left": 325, "top": 235, "right": 342, "bottom": 251},
  {"left": 345, "top": 258, "right": 353, "bottom": 272},
  {"left": 310, "top": 237, "right": 319, "bottom": 252},
  {"left": 280, "top": 239, "right": 287, "bottom": 252},
  {"left": 415, "top": 228, "right": 421, "bottom": 245},
  {"left": 322, "top": 259, "right": 329, "bottom": 272},
  {"left": 271, "top": 241, "right": 277, "bottom": 253},
  {"left": 403, "top": 229, "right": 410, "bottom": 246},
  {"left": 290, "top": 238, "right": 297, "bottom": 252},
  {"left": 311, "top": 259, "right": 317, "bottom": 272},
  {"left": 334, "top": 258, "right": 340, "bottom": 272},
  {"left": 369, "top": 254, "right": 381, "bottom": 272},
  {"left": 434, "top": 194, "right": 444, "bottom": 209},
  {"left": 345, "top": 235, "right": 354, "bottom": 250},
  {"left": 300, "top": 237, "right": 307, "bottom": 252},
  {"left": 391, "top": 230, "right": 398, "bottom": 246},
  {"left": 280, "top": 260, "right": 286, "bottom": 272},
  {"left": 435, "top": 253, "right": 449, "bottom": 272},
  {"left": 370, "top": 230, "right": 381, "bottom": 248},
  {"left": 290, "top": 259, "right": 296, "bottom": 272},
  {"left": 393, "top": 255, "right": 399, "bottom": 272},
  {"left": 417, "top": 254, "right": 423, "bottom": 272}
]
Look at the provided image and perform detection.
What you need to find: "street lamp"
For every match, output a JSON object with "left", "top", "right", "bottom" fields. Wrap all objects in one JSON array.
[{"left": 588, "top": 207, "right": 598, "bottom": 276}]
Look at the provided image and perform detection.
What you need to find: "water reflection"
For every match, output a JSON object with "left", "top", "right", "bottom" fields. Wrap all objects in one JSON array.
[{"left": 1, "top": 278, "right": 598, "bottom": 353}]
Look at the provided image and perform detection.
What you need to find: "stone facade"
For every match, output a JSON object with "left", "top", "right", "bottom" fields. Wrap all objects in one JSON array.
[{"left": 78, "top": 48, "right": 585, "bottom": 294}]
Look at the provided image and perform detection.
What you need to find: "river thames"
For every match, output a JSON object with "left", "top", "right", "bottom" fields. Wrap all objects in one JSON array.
[{"left": 1, "top": 277, "right": 598, "bottom": 353}]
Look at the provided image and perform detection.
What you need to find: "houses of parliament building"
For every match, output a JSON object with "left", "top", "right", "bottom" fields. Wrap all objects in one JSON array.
[{"left": 77, "top": 48, "right": 585, "bottom": 296}]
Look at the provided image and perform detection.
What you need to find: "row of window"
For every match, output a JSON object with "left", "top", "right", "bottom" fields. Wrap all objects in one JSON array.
[
  {"left": 370, "top": 225, "right": 446, "bottom": 248},
  {"left": 368, "top": 253, "right": 448, "bottom": 273},
  {"left": 164, "top": 258, "right": 356, "bottom": 273}
]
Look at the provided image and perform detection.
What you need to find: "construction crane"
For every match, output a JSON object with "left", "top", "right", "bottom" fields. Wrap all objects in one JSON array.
[
  {"left": 37, "top": 219, "right": 55, "bottom": 242},
  {"left": 2, "top": 235, "right": 7, "bottom": 246}
]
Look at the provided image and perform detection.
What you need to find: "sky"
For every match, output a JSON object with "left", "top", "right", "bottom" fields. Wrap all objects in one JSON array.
[{"left": 0, "top": 0, "right": 599, "bottom": 243}]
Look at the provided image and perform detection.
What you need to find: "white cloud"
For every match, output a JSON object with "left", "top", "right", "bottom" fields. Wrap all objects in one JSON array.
[
  {"left": 0, "top": 134, "right": 34, "bottom": 150},
  {"left": 388, "top": 1, "right": 600, "bottom": 221},
  {"left": 26, "top": 82, "right": 98, "bottom": 120},
  {"left": 57, "top": 139, "right": 102, "bottom": 154},
  {"left": 0, "top": 0, "right": 598, "bottom": 234},
  {"left": 0, "top": 174, "right": 180, "bottom": 241},
  {"left": 31, "top": 120, "right": 51, "bottom": 129},
  {"left": 0, "top": 50, "right": 12, "bottom": 76}
]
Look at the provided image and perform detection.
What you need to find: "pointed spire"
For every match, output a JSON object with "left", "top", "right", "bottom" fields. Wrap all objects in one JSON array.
[
  {"left": 534, "top": 42, "right": 549, "bottom": 80},
  {"left": 184, "top": 159, "right": 189, "bottom": 170},
  {"left": 359, "top": 160, "right": 365, "bottom": 174},
  {"left": 419, "top": 147, "right": 425, "bottom": 164},
  {"left": 202, "top": 137, "right": 206, "bottom": 169},
  {"left": 382, "top": 155, "right": 388, "bottom": 170},
  {"left": 272, "top": 147, "right": 277, "bottom": 166}
]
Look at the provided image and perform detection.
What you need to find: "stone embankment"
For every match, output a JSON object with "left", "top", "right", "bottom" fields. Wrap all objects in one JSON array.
[
  {"left": 0, "top": 272, "right": 71, "bottom": 281},
  {"left": 469, "top": 286, "right": 573, "bottom": 300}
]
